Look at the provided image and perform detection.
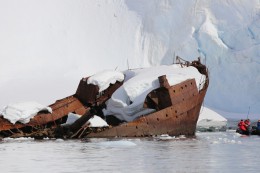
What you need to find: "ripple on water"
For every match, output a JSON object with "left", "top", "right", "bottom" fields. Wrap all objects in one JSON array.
[{"left": 0, "top": 131, "right": 260, "bottom": 172}]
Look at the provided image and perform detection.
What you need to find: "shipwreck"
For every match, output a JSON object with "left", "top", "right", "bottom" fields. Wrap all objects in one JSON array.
[{"left": 0, "top": 57, "right": 209, "bottom": 139}]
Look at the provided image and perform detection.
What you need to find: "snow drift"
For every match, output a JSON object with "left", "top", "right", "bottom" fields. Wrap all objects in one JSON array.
[
  {"left": 103, "top": 64, "right": 205, "bottom": 121},
  {"left": 65, "top": 113, "right": 109, "bottom": 127},
  {"left": 0, "top": 102, "right": 52, "bottom": 124}
]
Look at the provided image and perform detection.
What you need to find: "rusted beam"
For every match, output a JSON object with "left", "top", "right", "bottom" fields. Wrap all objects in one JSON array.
[{"left": 0, "top": 95, "right": 87, "bottom": 131}]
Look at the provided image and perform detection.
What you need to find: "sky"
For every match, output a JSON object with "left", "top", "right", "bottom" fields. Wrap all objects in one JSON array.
[{"left": 0, "top": 0, "right": 259, "bottom": 118}]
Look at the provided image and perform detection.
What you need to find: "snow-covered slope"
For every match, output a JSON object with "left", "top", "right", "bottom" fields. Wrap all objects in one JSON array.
[{"left": 0, "top": 0, "right": 259, "bottom": 117}]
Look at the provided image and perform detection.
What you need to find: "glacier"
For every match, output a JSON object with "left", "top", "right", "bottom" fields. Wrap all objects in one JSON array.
[{"left": 0, "top": 0, "right": 259, "bottom": 119}]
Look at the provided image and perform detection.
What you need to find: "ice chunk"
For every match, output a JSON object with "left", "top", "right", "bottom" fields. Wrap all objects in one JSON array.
[
  {"left": 64, "top": 113, "right": 108, "bottom": 127},
  {"left": 64, "top": 112, "right": 81, "bottom": 124},
  {"left": 88, "top": 115, "right": 108, "bottom": 127}
]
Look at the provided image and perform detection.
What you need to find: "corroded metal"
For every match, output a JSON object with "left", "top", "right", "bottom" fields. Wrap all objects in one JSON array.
[
  {"left": 0, "top": 57, "right": 209, "bottom": 138},
  {"left": 76, "top": 77, "right": 123, "bottom": 106},
  {"left": 85, "top": 58, "right": 209, "bottom": 138},
  {"left": 0, "top": 96, "right": 87, "bottom": 133},
  {"left": 86, "top": 78, "right": 207, "bottom": 137},
  {"left": 0, "top": 76, "right": 123, "bottom": 137}
]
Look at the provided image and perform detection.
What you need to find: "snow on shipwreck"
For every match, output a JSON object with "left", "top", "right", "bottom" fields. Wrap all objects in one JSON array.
[{"left": 0, "top": 57, "right": 209, "bottom": 139}]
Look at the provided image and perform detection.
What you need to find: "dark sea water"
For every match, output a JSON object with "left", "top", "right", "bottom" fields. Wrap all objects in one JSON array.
[{"left": 1, "top": 121, "right": 260, "bottom": 173}]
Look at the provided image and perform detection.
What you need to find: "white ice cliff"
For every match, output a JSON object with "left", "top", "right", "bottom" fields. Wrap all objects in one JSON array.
[{"left": 0, "top": 0, "right": 259, "bottom": 119}]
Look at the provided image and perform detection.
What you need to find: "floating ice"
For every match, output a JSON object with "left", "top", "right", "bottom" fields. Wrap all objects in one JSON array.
[
  {"left": 97, "top": 140, "right": 137, "bottom": 147},
  {"left": 156, "top": 134, "right": 176, "bottom": 140}
]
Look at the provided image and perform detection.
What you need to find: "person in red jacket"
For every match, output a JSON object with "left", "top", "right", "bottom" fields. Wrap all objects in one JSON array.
[
  {"left": 244, "top": 119, "right": 251, "bottom": 132},
  {"left": 238, "top": 119, "right": 247, "bottom": 131},
  {"left": 244, "top": 119, "right": 250, "bottom": 126}
]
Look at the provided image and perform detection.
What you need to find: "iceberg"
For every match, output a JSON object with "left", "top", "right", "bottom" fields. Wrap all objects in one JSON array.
[{"left": 197, "top": 107, "right": 227, "bottom": 132}]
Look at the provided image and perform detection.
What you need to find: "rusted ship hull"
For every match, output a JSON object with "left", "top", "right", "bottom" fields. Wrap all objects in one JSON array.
[
  {"left": 87, "top": 78, "right": 207, "bottom": 137},
  {"left": 0, "top": 57, "right": 208, "bottom": 139},
  {"left": 0, "top": 96, "right": 87, "bottom": 137}
]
